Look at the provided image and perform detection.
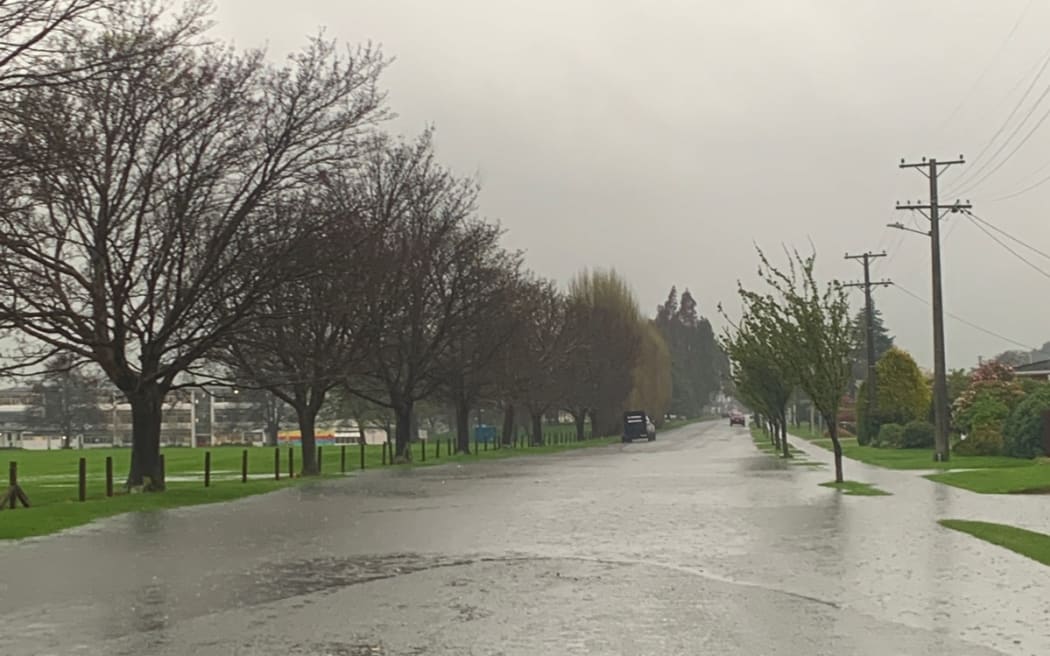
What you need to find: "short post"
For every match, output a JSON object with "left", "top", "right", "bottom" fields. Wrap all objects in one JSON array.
[
  {"left": 158, "top": 454, "right": 165, "bottom": 489},
  {"left": 381, "top": 440, "right": 388, "bottom": 466},
  {"left": 483, "top": 438, "right": 488, "bottom": 452},
  {"left": 78, "top": 457, "right": 87, "bottom": 501},
  {"left": 204, "top": 451, "right": 211, "bottom": 487},
  {"left": 359, "top": 440, "right": 365, "bottom": 470},
  {"left": 288, "top": 447, "right": 294, "bottom": 479},
  {"left": 317, "top": 446, "right": 323, "bottom": 475},
  {"left": 447, "top": 438, "right": 452, "bottom": 455},
  {"left": 340, "top": 445, "right": 347, "bottom": 474},
  {"left": 8, "top": 461, "right": 16, "bottom": 509},
  {"left": 420, "top": 439, "right": 426, "bottom": 462},
  {"left": 241, "top": 449, "right": 248, "bottom": 483},
  {"left": 274, "top": 447, "right": 280, "bottom": 481},
  {"left": 105, "top": 456, "right": 114, "bottom": 497},
  {"left": 435, "top": 437, "right": 440, "bottom": 459}
]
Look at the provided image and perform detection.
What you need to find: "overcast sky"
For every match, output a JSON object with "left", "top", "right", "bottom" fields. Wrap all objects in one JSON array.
[{"left": 214, "top": 0, "right": 1050, "bottom": 370}]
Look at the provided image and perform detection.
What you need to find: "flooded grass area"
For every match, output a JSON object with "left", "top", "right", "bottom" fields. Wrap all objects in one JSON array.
[
  {"left": 819, "top": 480, "right": 890, "bottom": 496},
  {"left": 0, "top": 427, "right": 635, "bottom": 540},
  {"left": 940, "top": 519, "right": 1050, "bottom": 568}
]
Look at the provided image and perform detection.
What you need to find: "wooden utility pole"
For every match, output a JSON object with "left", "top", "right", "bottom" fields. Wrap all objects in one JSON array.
[
  {"left": 892, "top": 156, "right": 971, "bottom": 462},
  {"left": 844, "top": 251, "right": 890, "bottom": 415}
]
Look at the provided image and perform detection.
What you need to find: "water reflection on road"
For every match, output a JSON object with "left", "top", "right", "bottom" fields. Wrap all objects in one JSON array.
[{"left": 2, "top": 422, "right": 1046, "bottom": 655}]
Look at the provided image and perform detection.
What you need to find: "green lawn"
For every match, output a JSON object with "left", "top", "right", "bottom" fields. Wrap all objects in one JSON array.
[
  {"left": 791, "top": 428, "right": 1029, "bottom": 471},
  {"left": 749, "top": 426, "right": 822, "bottom": 465},
  {"left": 819, "top": 480, "right": 891, "bottom": 496},
  {"left": 927, "top": 464, "right": 1050, "bottom": 494},
  {"left": 0, "top": 427, "right": 634, "bottom": 541},
  {"left": 940, "top": 519, "right": 1050, "bottom": 567}
]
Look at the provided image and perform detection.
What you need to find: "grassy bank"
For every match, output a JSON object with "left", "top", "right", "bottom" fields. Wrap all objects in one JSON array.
[
  {"left": 940, "top": 519, "right": 1050, "bottom": 567},
  {"left": 0, "top": 428, "right": 630, "bottom": 541}
]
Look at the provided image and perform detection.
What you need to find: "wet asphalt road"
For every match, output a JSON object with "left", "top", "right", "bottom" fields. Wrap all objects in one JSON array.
[{"left": 2, "top": 421, "right": 1049, "bottom": 655}]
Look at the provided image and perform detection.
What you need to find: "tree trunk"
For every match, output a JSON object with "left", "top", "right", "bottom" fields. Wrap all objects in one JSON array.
[
  {"left": 394, "top": 400, "right": 413, "bottom": 463},
  {"left": 780, "top": 413, "right": 789, "bottom": 458},
  {"left": 455, "top": 396, "right": 471, "bottom": 454},
  {"left": 295, "top": 405, "right": 319, "bottom": 476},
  {"left": 531, "top": 411, "right": 544, "bottom": 446},
  {"left": 827, "top": 416, "right": 844, "bottom": 482},
  {"left": 501, "top": 404, "right": 515, "bottom": 446},
  {"left": 126, "top": 384, "right": 165, "bottom": 491},
  {"left": 588, "top": 409, "right": 599, "bottom": 438},
  {"left": 573, "top": 409, "right": 586, "bottom": 440}
]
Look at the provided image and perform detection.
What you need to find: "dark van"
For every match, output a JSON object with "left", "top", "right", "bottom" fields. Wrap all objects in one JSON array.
[{"left": 623, "top": 410, "right": 656, "bottom": 443}]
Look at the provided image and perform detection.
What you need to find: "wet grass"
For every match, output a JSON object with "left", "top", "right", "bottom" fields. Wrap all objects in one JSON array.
[
  {"left": 749, "top": 426, "right": 809, "bottom": 462},
  {"left": 939, "top": 519, "right": 1050, "bottom": 567},
  {"left": 791, "top": 428, "right": 1028, "bottom": 471},
  {"left": 0, "top": 419, "right": 716, "bottom": 541},
  {"left": 819, "top": 480, "right": 891, "bottom": 496},
  {"left": 926, "top": 464, "right": 1050, "bottom": 494}
]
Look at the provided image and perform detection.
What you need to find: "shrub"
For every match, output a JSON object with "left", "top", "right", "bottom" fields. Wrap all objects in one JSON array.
[
  {"left": 876, "top": 422, "right": 904, "bottom": 447},
  {"left": 857, "top": 348, "right": 930, "bottom": 445},
  {"left": 954, "top": 420, "right": 1004, "bottom": 456},
  {"left": 1002, "top": 385, "right": 1050, "bottom": 459},
  {"left": 900, "top": 420, "right": 935, "bottom": 449}
]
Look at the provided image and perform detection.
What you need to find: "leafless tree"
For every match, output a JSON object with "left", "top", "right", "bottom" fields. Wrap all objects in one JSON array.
[
  {"left": 217, "top": 187, "right": 388, "bottom": 475},
  {"left": 347, "top": 129, "right": 502, "bottom": 462},
  {"left": 0, "top": 17, "right": 388, "bottom": 488},
  {"left": 0, "top": 0, "right": 208, "bottom": 91},
  {"left": 434, "top": 252, "right": 525, "bottom": 454}
]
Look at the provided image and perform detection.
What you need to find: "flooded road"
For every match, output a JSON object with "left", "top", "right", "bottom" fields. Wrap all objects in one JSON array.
[{"left": 2, "top": 421, "right": 1047, "bottom": 655}]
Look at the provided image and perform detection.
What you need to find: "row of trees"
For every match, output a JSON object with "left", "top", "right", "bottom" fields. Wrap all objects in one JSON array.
[
  {"left": 0, "top": 2, "right": 714, "bottom": 489},
  {"left": 655, "top": 287, "right": 726, "bottom": 417},
  {"left": 720, "top": 249, "right": 854, "bottom": 482}
]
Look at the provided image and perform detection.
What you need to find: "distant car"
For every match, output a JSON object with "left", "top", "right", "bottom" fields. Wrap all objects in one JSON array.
[
  {"left": 729, "top": 412, "right": 746, "bottom": 427},
  {"left": 623, "top": 410, "right": 656, "bottom": 442}
]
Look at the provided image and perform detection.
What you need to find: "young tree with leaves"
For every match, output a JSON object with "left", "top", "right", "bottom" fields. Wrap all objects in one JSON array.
[{"left": 736, "top": 248, "right": 854, "bottom": 481}]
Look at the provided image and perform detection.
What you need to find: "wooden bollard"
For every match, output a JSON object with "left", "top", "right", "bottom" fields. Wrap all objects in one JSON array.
[
  {"left": 317, "top": 446, "right": 323, "bottom": 474},
  {"left": 105, "top": 456, "right": 113, "bottom": 497},
  {"left": 447, "top": 438, "right": 452, "bottom": 455},
  {"left": 8, "top": 461, "right": 16, "bottom": 509},
  {"left": 78, "top": 457, "right": 86, "bottom": 501},
  {"left": 381, "top": 441, "right": 388, "bottom": 466},
  {"left": 241, "top": 449, "right": 248, "bottom": 483},
  {"left": 435, "top": 437, "right": 440, "bottom": 459},
  {"left": 159, "top": 454, "right": 165, "bottom": 489},
  {"left": 483, "top": 438, "right": 488, "bottom": 452},
  {"left": 420, "top": 439, "right": 426, "bottom": 462},
  {"left": 288, "top": 447, "right": 294, "bottom": 479},
  {"left": 340, "top": 445, "right": 347, "bottom": 474},
  {"left": 204, "top": 451, "right": 211, "bottom": 487},
  {"left": 274, "top": 447, "right": 280, "bottom": 481},
  {"left": 359, "top": 440, "right": 365, "bottom": 470}
]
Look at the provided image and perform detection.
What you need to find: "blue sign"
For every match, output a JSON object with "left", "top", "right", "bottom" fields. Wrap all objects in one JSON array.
[{"left": 474, "top": 425, "right": 496, "bottom": 443}]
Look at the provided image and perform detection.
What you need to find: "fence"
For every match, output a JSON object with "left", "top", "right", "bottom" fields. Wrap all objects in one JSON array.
[{"left": 0, "top": 425, "right": 603, "bottom": 511}]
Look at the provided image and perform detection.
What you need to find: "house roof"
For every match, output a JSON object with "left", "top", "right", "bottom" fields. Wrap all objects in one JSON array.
[{"left": 1013, "top": 359, "right": 1050, "bottom": 374}]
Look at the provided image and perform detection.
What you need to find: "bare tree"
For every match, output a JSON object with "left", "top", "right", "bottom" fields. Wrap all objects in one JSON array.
[
  {"left": 0, "top": 18, "right": 388, "bottom": 488},
  {"left": 218, "top": 189, "right": 386, "bottom": 475},
  {"left": 434, "top": 255, "right": 525, "bottom": 454},
  {"left": 0, "top": 1, "right": 208, "bottom": 91},
  {"left": 27, "top": 352, "right": 106, "bottom": 447},
  {"left": 347, "top": 130, "right": 500, "bottom": 462}
]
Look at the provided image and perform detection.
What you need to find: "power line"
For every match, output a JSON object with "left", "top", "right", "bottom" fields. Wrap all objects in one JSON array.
[
  {"left": 891, "top": 283, "right": 1037, "bottom": 351},
  {"left": 988, "top": 166, "right": 1050, "bottom": 201},
  {"left": 952, "top": 101, "right": 1050, "bottom": 196},
  {"left": 964, "top": 209, "right": 1050, "bottom": 261},
  {"left": 948, "top": 48, "right": 1050, "bottom": 195},
  {"left": 937, "top": 0, "right": 1037, "bottom": 133},
  {"left": 962, "top": 212, "right": 1050, "bottom": 279}
]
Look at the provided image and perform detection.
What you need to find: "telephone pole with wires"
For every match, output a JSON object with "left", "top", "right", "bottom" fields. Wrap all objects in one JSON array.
[
  {"left": 844, "top": 251, "right": 891, "bottom": 418},
  {"left": 892, "top": 156, "right": 971, "bottom": 462}
]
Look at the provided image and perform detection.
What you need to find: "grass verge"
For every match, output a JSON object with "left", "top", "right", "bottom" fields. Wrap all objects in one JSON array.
[
  {"left": 819, "top": 480, "right": 891, "bottom": 496},
  {"left": 0, "top": 428, "right": 624, "bottom": 541},
  {"left": 940, "top": 519, "right": 1050, "bottom": 567},
  {"left": 791, "top": 428, "right": 1028, "bottom": 471},
  {"left": 926, "top": 464, "right": 1050, "bottom": 494},
  {"left": 749, "top": 426, "right": 810, "bottom": 462}
]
